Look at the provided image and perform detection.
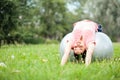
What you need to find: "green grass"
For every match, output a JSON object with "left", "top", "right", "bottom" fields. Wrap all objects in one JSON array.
[{"left": 0, "top": 43, "right": 120, "bottom": 80}]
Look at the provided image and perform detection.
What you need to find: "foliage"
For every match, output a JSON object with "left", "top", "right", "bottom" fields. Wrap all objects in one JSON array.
[
  {"left": 0, "top": 0, "right": 19, "bottom": 44},
  {"left": 81, "top": 0, "right": 120, "bottom": 41},
  {"left": 39, "top": 0, "right": 67, "bottom": 39},
  {"left": 0, "top": 43, "right": 120, "bottom": 80},
  {"left": 0, "top": 0, "right": 120, "bottom": 44}
]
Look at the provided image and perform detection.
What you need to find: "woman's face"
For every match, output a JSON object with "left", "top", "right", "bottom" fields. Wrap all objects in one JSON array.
[{"left": 73, "top": 40, "right": 85, "bottom": 54}]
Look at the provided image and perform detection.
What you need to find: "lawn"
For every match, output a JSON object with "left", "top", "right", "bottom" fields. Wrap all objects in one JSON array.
[{"left": 0, "top": 43, "right": 120, "bottom": 80}]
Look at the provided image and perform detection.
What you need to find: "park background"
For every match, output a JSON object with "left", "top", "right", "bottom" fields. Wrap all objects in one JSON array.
[{"left": 0, "top": 0, "right": 120, "bottom": 45}]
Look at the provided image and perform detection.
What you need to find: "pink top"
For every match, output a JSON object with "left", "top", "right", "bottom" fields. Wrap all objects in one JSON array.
[{"left": 71, "top": 20, "right": 98, "bottom": 49}]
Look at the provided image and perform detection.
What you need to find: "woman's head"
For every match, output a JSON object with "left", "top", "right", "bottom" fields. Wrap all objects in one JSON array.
[{"left": 73, "top": 36, "right": 86, "bottom": 54}]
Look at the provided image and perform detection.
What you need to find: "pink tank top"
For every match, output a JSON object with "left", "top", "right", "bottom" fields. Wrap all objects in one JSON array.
[{"left": 71, "top": 20, "right": 98, "bottom": 48}]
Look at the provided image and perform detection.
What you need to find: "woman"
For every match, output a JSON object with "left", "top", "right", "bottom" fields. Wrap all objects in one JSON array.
[{"left": 60, "top": 20, "right": 100, "bottom": 66}]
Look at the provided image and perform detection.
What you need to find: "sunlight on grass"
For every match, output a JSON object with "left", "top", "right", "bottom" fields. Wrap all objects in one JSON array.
[{"left": 0, "top": 43, "right": 120, "bottom": 80}]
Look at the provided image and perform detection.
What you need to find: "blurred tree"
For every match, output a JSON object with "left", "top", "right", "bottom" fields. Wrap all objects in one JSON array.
[
  {"left": 38, "top": 0, "right": 68, "bottom": 40},
  {"left": 2, "top": 0, "right": 119, "bottom": 44},
  {"left": 82, "top": 0, "right": 120, "bottom": 41},
  {"left": 0, "top": 0, "right": 19, "bottom": 44},
  {"left": 16, "top": 0, "right": 70, "bottom": 42}
]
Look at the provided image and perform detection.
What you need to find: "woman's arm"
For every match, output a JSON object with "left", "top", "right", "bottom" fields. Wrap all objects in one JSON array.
[
  {"left": 85, "top": 43, "right": 95, "bottom": 66},
  {"left": 60, "top": 41, "right": 72, "bottom": 66}
]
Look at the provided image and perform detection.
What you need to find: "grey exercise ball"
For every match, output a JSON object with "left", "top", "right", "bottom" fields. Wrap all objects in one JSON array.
[
  {"left": 60, "top": 32, "right": 113, "bottom": 61},
  {"left": 92, "top": 32, "right": 113, "bottom": 60},
  {"left": 59, "top": 33, "right": 75, "bottom": 61}
]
